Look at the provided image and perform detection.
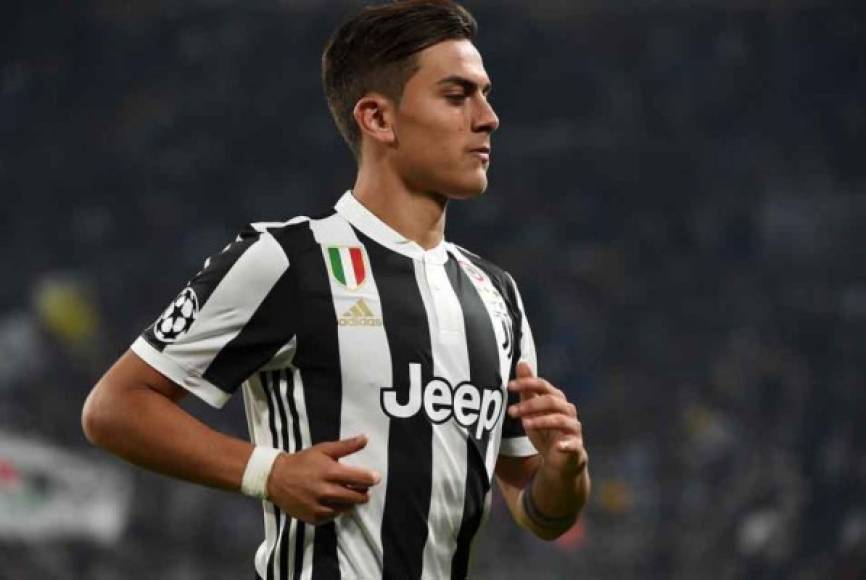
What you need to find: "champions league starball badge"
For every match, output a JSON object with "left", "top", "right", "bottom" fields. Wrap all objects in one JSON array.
[{"left": 153, "top": 287, "right": 199, "bottom": 343}]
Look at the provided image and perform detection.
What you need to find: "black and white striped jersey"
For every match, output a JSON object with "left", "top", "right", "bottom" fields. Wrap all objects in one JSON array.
[{"left": 131, "top": 191, "right": 538, "bottom": 580}]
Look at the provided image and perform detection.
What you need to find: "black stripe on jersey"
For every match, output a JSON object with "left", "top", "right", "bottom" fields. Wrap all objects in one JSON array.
[
  {"left": 444, "top": 257, "right": 499, "bottom": 580},
  {"left": 458, "top": 251, "right": 527, "bottom": 440},
  {"left": 275, "top": 218, "right": 341, "bottom": 580},
  {"left": 143, "top": 228, "right": 260, "bottom": 353},
  {"left": 359, "top": 230, "right": 434, "bottom": 580},
  {"left": 201, "top": 266, "right": 297, "bottom": 396},
  {"left": 262, "top": 371, "right": 282, "bottom": 580}
]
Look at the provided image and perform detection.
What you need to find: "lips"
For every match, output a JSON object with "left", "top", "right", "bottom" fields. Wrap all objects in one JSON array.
[{"left": 470, "top": 146, "right": 491, "bottom": 162}]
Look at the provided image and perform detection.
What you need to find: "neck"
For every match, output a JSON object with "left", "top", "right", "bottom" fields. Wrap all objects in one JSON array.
[{"left": 352, "top": 159, "right": 447, "bottom": 251}]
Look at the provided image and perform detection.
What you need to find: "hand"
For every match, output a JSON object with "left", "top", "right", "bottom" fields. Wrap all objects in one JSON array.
[
  {"left": 266, "top": 434, "right": 381, "bottom": 525},
  {"left": 507, "top": 362, "right": 587, "bottom": 479}
]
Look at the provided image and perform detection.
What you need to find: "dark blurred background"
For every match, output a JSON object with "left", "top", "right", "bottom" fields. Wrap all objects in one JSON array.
[{"left": 1, "top": 0, "right": 865, "bottom": 578}]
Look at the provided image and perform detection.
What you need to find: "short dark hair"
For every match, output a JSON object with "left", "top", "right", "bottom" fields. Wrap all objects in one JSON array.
[{"left": 322, "top": 0, "right": 477, "bottom": 157}]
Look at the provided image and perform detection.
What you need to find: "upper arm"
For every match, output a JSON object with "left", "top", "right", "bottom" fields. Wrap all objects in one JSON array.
[
  {"left": 131, "top": 226, "right": 296, "bottom": 408},
  {"left": 99, "top": 349, "right": 189, "bottom": 401},
  {"left": 82, "top": 349, "right": 187, "bottom": 444}
]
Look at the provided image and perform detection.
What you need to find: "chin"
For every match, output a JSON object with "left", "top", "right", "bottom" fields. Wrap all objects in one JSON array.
[{"left": 441, "top": 173, "right": 489, "bottom": 200}]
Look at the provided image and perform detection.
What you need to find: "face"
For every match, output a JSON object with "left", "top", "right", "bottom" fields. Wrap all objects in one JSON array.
[{"left": 388, "top": 39, "right": 499, "bottom": 199}]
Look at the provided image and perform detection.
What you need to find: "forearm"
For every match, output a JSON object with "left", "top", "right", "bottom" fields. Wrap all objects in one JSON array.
[
  {"left": 83, "top": 382, "right": 254, "bottom": 493},
  {"left": 517, "top": 461, "right": 590, "bottom": 540}
]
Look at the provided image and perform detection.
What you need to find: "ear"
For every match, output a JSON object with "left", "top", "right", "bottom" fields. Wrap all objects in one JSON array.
[{"left": 353, "top": 94, "right": 397, "bottom": 148}]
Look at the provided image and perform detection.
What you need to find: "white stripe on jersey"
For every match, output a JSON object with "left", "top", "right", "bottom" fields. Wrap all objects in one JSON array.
[
  {"left": 507, "top": 272, "right": 538, "bottom": 372},
  {"left": 309, "top": 214, "right": 392, "bottom": 579},
  {"left": 415, "top": 257, "right": 470, "bottom": 580},
  {"left": 501, "top": 272, "right": 540, "bottom": 458}
]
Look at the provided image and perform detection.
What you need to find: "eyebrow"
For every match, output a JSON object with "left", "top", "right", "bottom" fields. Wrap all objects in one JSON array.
[{"left": 436, "top": 75, "right": 492, "bottom": 95}]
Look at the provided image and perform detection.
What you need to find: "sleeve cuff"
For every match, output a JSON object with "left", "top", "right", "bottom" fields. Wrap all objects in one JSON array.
[
  {"left": 130, "top": 337, "right": 231, "bottom": 409},
  {"left": 499, "top": 436, "right": 538, "bottom": 457}
]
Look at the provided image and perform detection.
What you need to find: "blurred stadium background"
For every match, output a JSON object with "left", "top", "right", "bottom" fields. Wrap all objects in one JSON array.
[{"left": 1, "top": 0, "right": 865, "bottom": 578}]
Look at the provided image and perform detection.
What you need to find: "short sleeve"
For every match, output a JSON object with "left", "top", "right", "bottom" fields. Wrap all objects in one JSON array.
[
  {"left": 498, "top": 273, "right": 539, "bottom": 458},
  {"left": 131, "top": 226, "right": 296, "bottom": 408}
]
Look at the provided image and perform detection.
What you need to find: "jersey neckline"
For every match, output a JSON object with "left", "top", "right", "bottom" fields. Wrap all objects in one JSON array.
[{"left": 334, "top": 190, "right": 449, "bottom": 265}]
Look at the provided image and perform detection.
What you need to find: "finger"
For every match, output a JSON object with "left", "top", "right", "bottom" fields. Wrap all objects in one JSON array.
[
  {"left": 317, "top": 435, "right": 368, "bottom": 459},
  {"left": 508, "top": 377, "right": 561, "bottom": 395},
  {"left": 522, "top": 414, "right": 581, "bottom": 434},
  {"left": 513, "top": 364, "right": 537, "bottom": 404},
  {"left": 345, "top": 483, "right": 372, "bottom": 492},
  {"left": 508, "top": 377, "right": 564, "bottom": 399},
  {"left": 509, "top": 396, "right": 575, "bottom": 418},
  {"left": 308, "top": 505, "right": 339, "bottom": 526},
  {"left": 516, "top": 361, "right": 535, "bottom": 379},
  {"left": 319, "top": 502, "right": 360, "bottom": 517},
  {"left": 320, "top": 483, "right": 370, "bottom": 507},
  {"left": 328, "top": 463, "right": 382, "bottom": 487}
]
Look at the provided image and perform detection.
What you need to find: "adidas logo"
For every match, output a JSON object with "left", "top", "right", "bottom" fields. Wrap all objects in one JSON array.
[{"left": 339, "top": 299, "right": 383, "bottom": 327}]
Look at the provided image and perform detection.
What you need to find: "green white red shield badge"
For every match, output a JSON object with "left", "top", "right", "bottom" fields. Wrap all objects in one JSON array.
[{"left": 327, "top": 246, "right": 367, "bottom": 290}]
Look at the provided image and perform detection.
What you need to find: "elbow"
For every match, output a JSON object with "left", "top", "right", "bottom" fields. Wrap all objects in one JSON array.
[{"left": 81, "top": 384, "right": 112, "bottom": 448}]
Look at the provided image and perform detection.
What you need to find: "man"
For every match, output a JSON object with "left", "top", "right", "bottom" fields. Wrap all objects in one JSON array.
[{"left": 82, "top": 1, "right": 590, "bottom": 578}]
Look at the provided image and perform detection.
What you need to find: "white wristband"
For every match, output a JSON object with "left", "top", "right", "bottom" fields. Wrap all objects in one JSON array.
[{"left": 241, "top": 446, "right": 282, "bottom": 500}]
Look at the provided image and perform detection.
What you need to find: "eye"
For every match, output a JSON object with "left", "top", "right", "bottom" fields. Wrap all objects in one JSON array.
[{"left": 446, "top": 94, "right": 468, "bottom": 104}]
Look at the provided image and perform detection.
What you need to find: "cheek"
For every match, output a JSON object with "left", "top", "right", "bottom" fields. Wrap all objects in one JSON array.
[
  {"left": 393, "top": 108, "right": 479, "bottom": 186},
  {"left": 400, "top": 108, "right": 463, "bottom": 151},
  {"left": 401, "top": 128, "right": 459, "bottom": 173}
]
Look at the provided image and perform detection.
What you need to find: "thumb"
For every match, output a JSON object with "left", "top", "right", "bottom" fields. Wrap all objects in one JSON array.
[
  {"left": 516, "top": 361, "right": 535, "bottom": 379},
  {"left": 317, "top": 435, "right": 368, "bottom": 459}
]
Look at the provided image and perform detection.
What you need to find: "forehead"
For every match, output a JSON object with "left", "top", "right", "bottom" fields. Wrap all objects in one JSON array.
[{"left": 412, "top": 39, "right": 490, "bottom": 87}]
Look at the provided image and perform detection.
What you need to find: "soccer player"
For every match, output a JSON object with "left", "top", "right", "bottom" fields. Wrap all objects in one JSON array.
[{"left": 81, "top": 1, "right": 590, "bottom": 578}]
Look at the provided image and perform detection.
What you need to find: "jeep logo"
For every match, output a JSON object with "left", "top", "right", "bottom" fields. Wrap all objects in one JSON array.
[{"left": 381, "top": 363, "right": 504, "bottom": 439}]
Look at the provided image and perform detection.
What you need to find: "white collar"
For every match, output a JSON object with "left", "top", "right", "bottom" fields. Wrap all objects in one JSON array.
[{"left": 334, "top": 191, "right": 450, "bottom": 265}]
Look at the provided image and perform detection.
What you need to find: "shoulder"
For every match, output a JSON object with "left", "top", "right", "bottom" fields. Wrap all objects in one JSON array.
[
  {"left": 447, "top": 242, "right": 528, "bottom": 321},
  {"left": 237, "top": 214, "right": 330, "bottom": 257},
  {"left": 201, "top": 216, "right": 315, "bottom": 280},
  {"left": 242, "top": 215, "right": 312, "bottom": 241}
]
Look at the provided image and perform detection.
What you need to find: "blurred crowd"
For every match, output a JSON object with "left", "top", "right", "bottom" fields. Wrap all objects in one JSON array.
[{"left": 1, "top": 1, "right": 864, "bottom": 578}]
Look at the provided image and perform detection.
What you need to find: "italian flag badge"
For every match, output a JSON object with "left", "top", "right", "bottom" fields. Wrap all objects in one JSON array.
[{"left": 327, "top": 246, "right": 367, "bottom": 290}]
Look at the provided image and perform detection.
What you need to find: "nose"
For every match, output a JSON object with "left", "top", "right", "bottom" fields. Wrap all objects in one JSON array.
[{"left": 473, "top": 95, "right": 499, "bottom": 134}]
